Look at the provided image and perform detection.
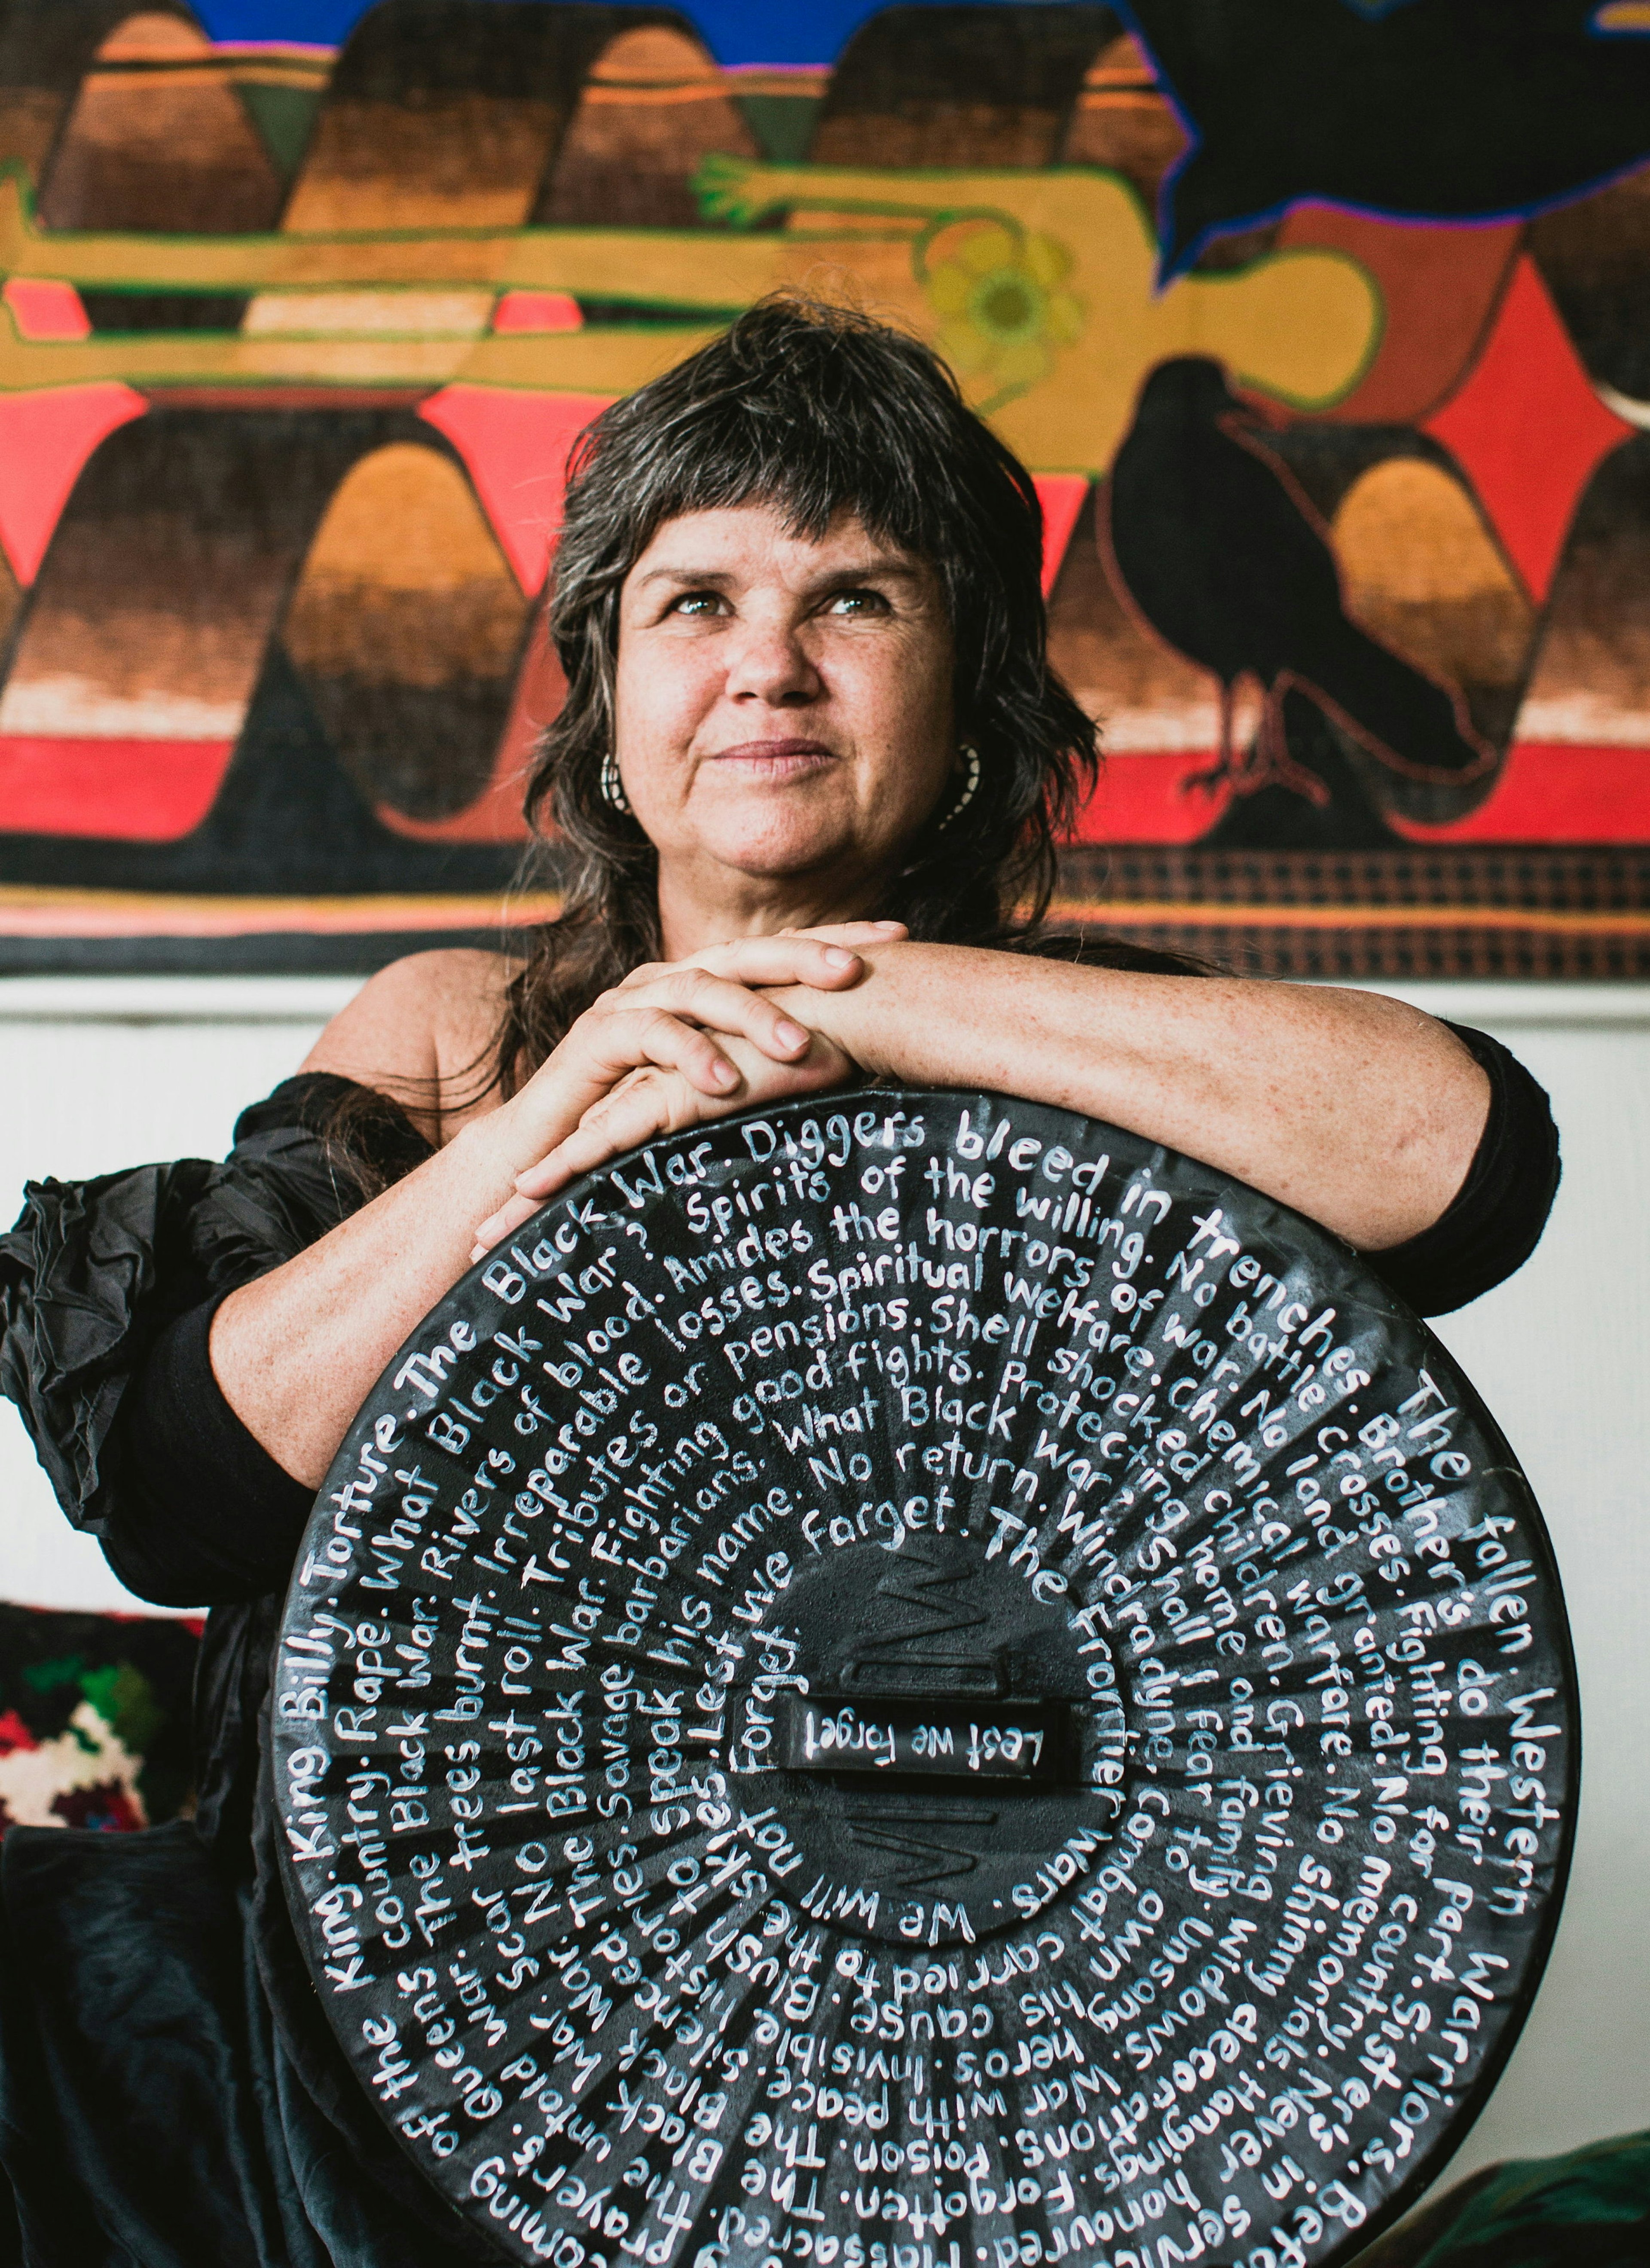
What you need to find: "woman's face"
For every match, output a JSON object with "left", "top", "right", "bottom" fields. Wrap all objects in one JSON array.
[{"left": 612, "top": 502, "right": 957, "bottom": 912}]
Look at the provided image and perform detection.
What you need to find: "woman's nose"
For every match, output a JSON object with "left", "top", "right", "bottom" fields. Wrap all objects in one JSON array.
[{"left": 724, "top": 614, "right": 822, "bottom": 706}]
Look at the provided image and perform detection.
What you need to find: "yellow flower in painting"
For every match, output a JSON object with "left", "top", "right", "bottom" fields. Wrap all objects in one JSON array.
[{"left": 923, "top": 220, "right": 1085, "bottom": 401}]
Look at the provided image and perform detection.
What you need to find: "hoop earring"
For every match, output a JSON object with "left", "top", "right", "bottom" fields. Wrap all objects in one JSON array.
[
  {"left": 938, "top": 744, "right": 981, "bottom": 830},
  {"left": 599, "top": 751, "right": 630, "bottom": 815}
]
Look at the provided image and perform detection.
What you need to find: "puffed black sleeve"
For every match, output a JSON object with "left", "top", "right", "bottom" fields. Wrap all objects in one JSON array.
[
  {"left": 0, "top": 1073, "right": 431, "bottom": 1604},
  {"left": 1364, "top": 1022, "right": 1560, "bottom": 1316},
  {"left": 97, "top": 1294, "right": 318, "bottom": 1606}
]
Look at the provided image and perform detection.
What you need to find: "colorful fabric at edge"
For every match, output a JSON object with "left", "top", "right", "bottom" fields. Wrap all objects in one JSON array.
[{"left": 0, "top": 1603, "right": 200, "bottom": 1839}]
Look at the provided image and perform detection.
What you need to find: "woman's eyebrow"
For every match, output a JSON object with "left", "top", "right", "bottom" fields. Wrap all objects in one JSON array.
[
  {"left": 633, "top": 556, "right": 925, "bottom": 591},
  {"left": 812, "top": 558, "right": 925, "bottom": 588},
  {"left": 633, "top": 564, "right": 737, "bottom": 588}
]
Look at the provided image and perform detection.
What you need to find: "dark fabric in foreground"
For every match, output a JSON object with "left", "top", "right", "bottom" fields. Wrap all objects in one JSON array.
[
  {"left": 0, "top": 1820, "right": 489, "bottom": 2267},
  {"left": 0, "top": 1026, "right": 1562, "bottom": 2264},
  {"left": 1354, "top": 2130, "right": 1650, "bottom": 2268}
]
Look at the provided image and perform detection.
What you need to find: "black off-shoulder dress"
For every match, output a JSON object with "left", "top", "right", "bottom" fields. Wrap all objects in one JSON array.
[{"left": 0, "top": 1033, "right": 1559, "bottom": 2268}]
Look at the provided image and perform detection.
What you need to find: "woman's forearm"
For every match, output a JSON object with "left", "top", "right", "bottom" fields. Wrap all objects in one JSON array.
[
  {"left": 210, "top": 1106, "right": 543, "bottom": 1489},
  {"left": 777, "top": 945, "right": 1489, "bottom": 1251}
]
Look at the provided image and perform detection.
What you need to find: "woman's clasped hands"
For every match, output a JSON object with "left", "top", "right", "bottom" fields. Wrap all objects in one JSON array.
[{"left": 469, "top": 919, "right": 904, "bottom": 1259}]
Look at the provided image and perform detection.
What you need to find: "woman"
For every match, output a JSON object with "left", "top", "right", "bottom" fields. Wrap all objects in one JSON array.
[{"left": 0, "top": 299, "right": 1557, "bottom": 2266}]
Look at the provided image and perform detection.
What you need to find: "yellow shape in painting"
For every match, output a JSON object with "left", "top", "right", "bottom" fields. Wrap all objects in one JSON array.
[
  {"left": 0, "top": 155, "right": 1377, "bottom": 473},
  {"left": 698, "top": 155, "right": 1378, "bottom": 468},
  {"left": 0, "top": 162, "right": 816, "bottom": 306},
  {"left": 1332, "top": 458, "right": 1533, "bottom": 695},
  {"left": 923, "top": 220, "right": 1085, "bottom": 410},
  {"left": 298, "top": 442, "right": 515, "bottom": 590}
]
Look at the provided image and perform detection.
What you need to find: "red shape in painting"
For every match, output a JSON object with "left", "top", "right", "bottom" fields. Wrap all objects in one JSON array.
[
  {"left": 492, "top": 291, "right": 584, "bottom": 336},
  {"left": 1424, "top": 257, "right": 1634, "bottom": 604},
  {"left": 0, "top": 738, "right": 232, "bottom": 839},
  {"left": 1393, "top": 743, "right": 1650, "bottom": 844},
  {"left": 1072, "top": 743, "right": 1650, "bottom": 846},
  {"left": 1073, "top": 752, "right": 1229, "bottom": 845},
  {"left": 1033, "top": 475, "right": 1089, "bottom": 596},
  {"left": 417, "top": 385, "right": 614, "bottom": 596},
  {"left": 2, "top": 279, "right": 92, "bottom": 341},
  {"left": 0, "top": 383, "right": 147, "bottom": 586},
  {"left": 1277, "top": 207, "right": 1519, "bottom": 427},
  {"left": 0, "top": 1708, "right": 38, "bottom": 1757}
]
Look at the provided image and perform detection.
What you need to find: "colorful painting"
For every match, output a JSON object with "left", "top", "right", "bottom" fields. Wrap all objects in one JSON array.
[{"left": 1, "top": 0, "right": 1649, "bottom": 974}]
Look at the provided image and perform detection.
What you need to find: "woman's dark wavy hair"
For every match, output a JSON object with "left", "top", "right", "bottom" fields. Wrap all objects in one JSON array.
[{"left": 492, "top": 292, "right": 1100, "bottom": 1089}]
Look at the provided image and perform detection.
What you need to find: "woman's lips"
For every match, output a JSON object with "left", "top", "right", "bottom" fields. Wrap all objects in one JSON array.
[{"left": 702, "top": 739, "right": 840, "bottom": 777}]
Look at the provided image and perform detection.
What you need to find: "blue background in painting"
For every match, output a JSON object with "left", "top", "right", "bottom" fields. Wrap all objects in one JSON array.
[{"left": 194, "top": 0, "right": 975, "bottom": 64}]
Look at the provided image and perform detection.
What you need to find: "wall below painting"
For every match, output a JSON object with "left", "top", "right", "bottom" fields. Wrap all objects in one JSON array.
[{"left": 0, "top": 974, "right": 1645, "bottom": 2206}]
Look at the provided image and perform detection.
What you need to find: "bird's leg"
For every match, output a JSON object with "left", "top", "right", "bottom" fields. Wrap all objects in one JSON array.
[
  {"left": 1248, "top": 682, "right": 1332, "bottom": 806},
  {"left": 1220, "top": 677, "right": 1234, "bottom": 778},
  {"left": 1184, "top": 677, "right": 1241, "bottom": 797}
]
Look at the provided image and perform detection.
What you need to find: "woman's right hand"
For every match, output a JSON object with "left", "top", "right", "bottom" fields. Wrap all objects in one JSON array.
[
  {"left": 474, "top": 1025, "right": 854, "bottom": 1257},
  {"left": 498, "top": 919, "right": 903, "bottom": 1156},
  {"left": 469, "top": 922, "right": 899, "bottom": 1255}
]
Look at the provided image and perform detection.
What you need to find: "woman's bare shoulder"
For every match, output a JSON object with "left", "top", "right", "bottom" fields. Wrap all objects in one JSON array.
[{"left": 300, "top": 948, "right": 523, "bottom": 1136}]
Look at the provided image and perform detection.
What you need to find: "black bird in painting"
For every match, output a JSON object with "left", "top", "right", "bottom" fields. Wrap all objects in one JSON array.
[
  {"left": 1104, "top": 356, "right": 1493, "bottom": 803},
  {"left": 1128, "top": 0, "right": 1650, "bottom": 276}
]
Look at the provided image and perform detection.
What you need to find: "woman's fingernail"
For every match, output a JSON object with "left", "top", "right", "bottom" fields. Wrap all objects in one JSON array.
[
  {"left": 776, "top": 1018, "right": 809, "bottom": 1049},
  {"left": 713, "top": 1059, "right": 737, "bottom": 1086},
  {"left": 874, "top": 919, "right": 903, "bottom": 930},
  {"left": 824, "top": 946, "right": 856, "bottom": 968}
]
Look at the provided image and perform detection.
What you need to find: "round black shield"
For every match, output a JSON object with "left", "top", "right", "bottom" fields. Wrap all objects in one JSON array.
[{"left": 274, "top": 1091, "right": 1575, "bottom": 2268}]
